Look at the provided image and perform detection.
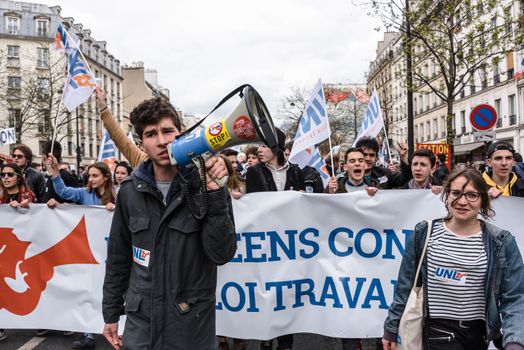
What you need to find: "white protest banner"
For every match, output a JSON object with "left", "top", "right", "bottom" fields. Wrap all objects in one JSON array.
[
  {"left": 288, "top": 79, "right": 330, "bottom": 166},
  {"left": 352, "top": 90, "right": 384, "bottom": 146},
  {"left": 0, "top": 127, "right": 16, "bottom": 145},
  {"left": 0, "top": 204, "right": 114, "bottom": 333},
  {"left": 1, "top": 193, "right": 523, "bottom": 338},
  {"left": 217, "top": 192, "right": 524, "bottom": 339}
]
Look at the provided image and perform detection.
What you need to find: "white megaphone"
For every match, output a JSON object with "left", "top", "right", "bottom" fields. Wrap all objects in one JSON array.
[{"left": 167, "top": 85, "right": 279, "bottom": 166}]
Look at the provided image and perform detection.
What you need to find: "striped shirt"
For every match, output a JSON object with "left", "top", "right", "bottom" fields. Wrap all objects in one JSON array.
[{"left": 427, "top": 221, "right": 487, "bottom": 320}]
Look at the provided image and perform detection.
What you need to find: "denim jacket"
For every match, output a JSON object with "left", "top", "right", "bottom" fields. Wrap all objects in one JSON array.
[{"left": 383, "top": 219, "right": 524, "bottom": 349}]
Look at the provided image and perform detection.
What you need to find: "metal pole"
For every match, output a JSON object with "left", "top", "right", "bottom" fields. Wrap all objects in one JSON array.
[
  {"left": 75, "top": 109, "right": 81, "bottom": 171},
  {"left": 405, "top": 0, "right": 414, "bottom": 158}
]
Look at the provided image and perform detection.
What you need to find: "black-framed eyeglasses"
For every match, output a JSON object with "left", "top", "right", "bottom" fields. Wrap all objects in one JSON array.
[
  {"left": 1, "top": 172, "right": 17, "bottom": 178},
  {"left": 11, "top": 154, "right": 25, "bottom": 159},
  {"left": 449, "top": 189, "right": 481, "bottom": 202}
]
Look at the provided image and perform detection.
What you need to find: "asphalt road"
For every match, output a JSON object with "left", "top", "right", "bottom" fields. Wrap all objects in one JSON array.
[
  {"left": 0, "top": 331, "right": 365, "bottom": 350},
  {"left": 0, "top": 331, "right": 499, "bottom": 350}
]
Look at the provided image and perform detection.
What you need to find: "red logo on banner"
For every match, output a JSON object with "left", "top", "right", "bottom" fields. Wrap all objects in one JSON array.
[
  {"left": 0, "top": 217, "right": 98, "bottom": 315},
  {"left": 233, "top": 116, "right": 256, "bottom": 140}
]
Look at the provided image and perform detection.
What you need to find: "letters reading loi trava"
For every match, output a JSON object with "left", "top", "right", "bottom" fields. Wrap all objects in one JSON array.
[{"left": 214, "top": 226, "right": 413, "bottom": 313}]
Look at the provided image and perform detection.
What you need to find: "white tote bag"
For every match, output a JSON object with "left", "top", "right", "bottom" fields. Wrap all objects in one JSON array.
[{"left": 397, "top": 220, "right": 432, "bottom": 350}]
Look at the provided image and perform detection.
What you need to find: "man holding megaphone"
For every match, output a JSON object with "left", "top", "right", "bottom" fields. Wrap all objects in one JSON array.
[{"left": 101, "top": 96, "right": 237, "bottom": 350}]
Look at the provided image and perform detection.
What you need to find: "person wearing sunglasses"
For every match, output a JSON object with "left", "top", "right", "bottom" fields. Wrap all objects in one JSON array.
[
  {"left": 11, "top": 144, "right": 46, "bottom": 203},
  {"left": 0, "top": 163, "right": 36, "bottom": 208},
  {"left": 383, "top": 169, "right": 524, "bottom": 350}
]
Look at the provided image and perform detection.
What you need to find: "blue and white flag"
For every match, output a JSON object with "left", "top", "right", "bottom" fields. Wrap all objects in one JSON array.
[
  {"left": 379, "top": 138, "right": 389, "bottom": 166},
  {"left": 98, "top": 130, "right": 116, "bottom": 162},
  {"left": 127, "top": 131, "right": 136, "bottom": 145},
  {"left": 288, "top": 79, "right": 331, "bottom": 165},
  {"left": 306, "top": 147, "right": 331, "bottom": 188},
  {"left": 352, "top": 90, "right": 384, "bottom": 146},
  {"left": 54, "top": 23, "right": 74, "bottom": 53},
  {"left": 62, "top": 48, "right": 97, "bottom": 112}
]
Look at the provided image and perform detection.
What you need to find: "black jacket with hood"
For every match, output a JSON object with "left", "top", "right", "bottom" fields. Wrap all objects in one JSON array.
[{"left": 102, "top": 160, "right": 236, "bottom": 350}]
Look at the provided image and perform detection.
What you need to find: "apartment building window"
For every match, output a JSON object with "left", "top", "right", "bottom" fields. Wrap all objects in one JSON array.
[
  {"left": 505, "top": 6, "right": 512, "bottom": 34},
  {"left": 494, "top": 65, "right": 500, "bottom": 84},
  {"left": 117, "top": 82, "right": 121, "bottom": 99},
  {"left": 103, "top": 75, "right": 108, "bottom": 90},
  {"left": 509, "top": 94, "right": 516, "bottom": 125},
  {"left": 111, "top": 78, "right": 115, "bottom": 96},
  {"left": 67, "top": 141, "right": 73, "bottom": 156},
  {"left": 6, "top": 16, "right": 20, "bottom": 34},
  {"left": 495, "top": 99, "right": 502, "bottom": 128},
  {"left": 414, "top": 99, "right": 418, "bottom": 116},
  {"left": 36, "top": 19, "right": 48, "bottom": 37},
  {"left": 415, "top": 125, "right": 419, "bottom": 143},
  {"left": 7, "top": 45, "right": 20, "bottom": 66},
  {"left": 8, "top": 109, "right": 20, "bottom": 127},
  {"left": 441, "top": 116, "right": 446, "bottom": 137},
  {"left": 426, "top": 121, "right": 430, "bottom": 141},
  {"left": 88, "top": 118, "right": 93, "bottom": 136},
  {"left": 433, "top": 118, "right": 438, "bottom": 139},
  {"left": 89, "top": 143, "right": 93, "bottom": 158},
  {"left": 480, "top": 65, "right": 487, "bottom": 89},
  {"left": 38, "top": 78, "right": 50, "bottom": 99},
  {"left": 460, "top": 110, "right": 466, "bottom": 134},
  {"left": 37, "top": 48, "right": 49, "bottom": 68},
  {"left": 7, "top": 76, "right": 21, "bottom": 99}
]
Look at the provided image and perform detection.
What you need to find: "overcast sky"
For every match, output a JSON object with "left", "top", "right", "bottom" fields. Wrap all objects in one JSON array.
[{"left": 36, "top": 0, "right": 383, "bottom": 116}]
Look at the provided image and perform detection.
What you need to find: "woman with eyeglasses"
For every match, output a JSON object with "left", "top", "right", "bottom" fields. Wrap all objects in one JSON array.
[
  {"left": 382, "top": 169, "right": 524, "bottom": 350},
  {"left": 0, "top": 163, "right": 36, "bottom": 208}
]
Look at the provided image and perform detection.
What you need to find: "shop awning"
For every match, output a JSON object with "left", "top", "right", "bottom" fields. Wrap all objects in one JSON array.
[{"left": 454, "top": 142, "right": 485, "bottom": 156}]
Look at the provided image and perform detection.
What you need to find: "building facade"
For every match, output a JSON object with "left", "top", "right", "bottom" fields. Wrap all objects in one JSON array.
[
  {"left": 0, "top": 0, "right": 124, "bottom": 168},
  {"left": 367, "top": 1, "right": 524, "bottom": 164}
]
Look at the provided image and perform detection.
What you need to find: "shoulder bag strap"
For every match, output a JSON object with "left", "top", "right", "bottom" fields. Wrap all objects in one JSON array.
[{"left": 413, "top": 220, "right": 432, "bottom": 287}]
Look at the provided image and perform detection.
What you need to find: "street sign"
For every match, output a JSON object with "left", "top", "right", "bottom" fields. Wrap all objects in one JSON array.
[
  {"left": 473, "top": 130, "right": 496, "bottom": 142},
  {"left": 470, "top": 104, "right": 497, "bottom": 131}
]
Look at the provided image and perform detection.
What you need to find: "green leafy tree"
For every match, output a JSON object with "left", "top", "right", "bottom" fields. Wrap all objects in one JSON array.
[{"left": 362, "top": 0, "right": 524, "bottom": 157}]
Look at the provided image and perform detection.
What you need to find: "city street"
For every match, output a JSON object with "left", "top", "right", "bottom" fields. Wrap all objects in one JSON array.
[{"left": 0, "top": 332, "right": 346, "bottom": 350}]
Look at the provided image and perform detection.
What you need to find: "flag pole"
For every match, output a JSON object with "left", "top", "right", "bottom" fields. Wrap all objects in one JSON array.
[
  {"left": 327, "top": 134, "right": 335, "bottom": 177},
  {"left": 50, "top": 55, "right": 69, "bottom": 156},
  {"left": 382, "top": 127, "right": 393, "bottom": 164}
]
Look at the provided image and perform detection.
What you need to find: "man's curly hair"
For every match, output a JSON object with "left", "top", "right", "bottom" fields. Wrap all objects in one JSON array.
[{"left": 129, "top": 97, "right": 182, "bottom": 139}]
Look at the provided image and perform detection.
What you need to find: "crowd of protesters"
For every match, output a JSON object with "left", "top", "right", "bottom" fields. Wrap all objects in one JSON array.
[{"left": 1, "top": 89, "right": 523, "bottom": 350}]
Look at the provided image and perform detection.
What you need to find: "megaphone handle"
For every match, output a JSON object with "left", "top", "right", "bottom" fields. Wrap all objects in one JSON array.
[{"left": 192, "top": 153, "right": 229, "bottom": 189}]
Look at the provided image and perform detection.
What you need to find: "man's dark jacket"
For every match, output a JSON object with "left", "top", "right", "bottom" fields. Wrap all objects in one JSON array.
[
  {"left": 102, "top": 160, "right": 237, "bottom": 350},
  {"left": 24, "top": 166, "right": 46, "bottom": 203},
  {"left": 43, "top": 169, "right": 81, "bottom": 203},
  {"left": 246, "top": 162, "right": 305, "bottom": 193},
  {"left": 366, "top": 161, "right": 412, "bottom": 189},
  {"left": 433, "top": 163, "right": 450, "bottom": 184}
]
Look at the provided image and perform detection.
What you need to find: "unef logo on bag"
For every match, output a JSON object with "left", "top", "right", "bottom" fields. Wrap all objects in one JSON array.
[
  {"left": 435, "top": 267, "right": 467, "bottom": 286},
  {"left": 0, "top": 217, "right": 98, "bottom": 316},
  {"left": 132, "top": 246, "right": 150, "bottom": 267},
  {"left": 206, "top": 120, "right": 231, "bottom": 150}
]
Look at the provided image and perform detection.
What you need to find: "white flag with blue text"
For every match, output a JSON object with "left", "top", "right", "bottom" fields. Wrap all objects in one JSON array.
[
  {"left": 288, "top": 79, "right": 331, "bottom": 165},
  {"left": 352, "top": 90, "right": 384, "bottom": 146}
]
